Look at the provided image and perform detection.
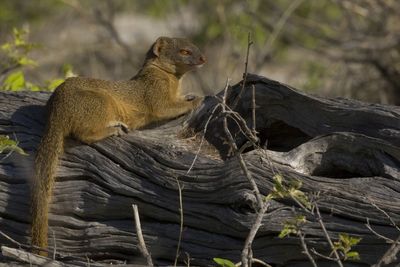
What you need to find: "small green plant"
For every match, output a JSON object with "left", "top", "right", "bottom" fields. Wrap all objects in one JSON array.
[
  {"left": 0, "top": 27, "right": 37, "bottom": 71},
  {"left": 0, "top": 28, "right": 75, "bottom": 92},
  {"left": 213, "top": 257, "right": 236, "bottom": 267},
  {"left": 333, "top": 233, "right": 362, "bottom": 261},
  {"left": 278, "top": 215, "right": 306, "bottom": 238},
  {"left": 270, "top": 173, "right": 362, "bottom": 264},
  {"left": 266, "top": 174, "right": 311, "bottom": 210},
  {"left": 0, "top": 135, "right": 28, "bottom": 157}
]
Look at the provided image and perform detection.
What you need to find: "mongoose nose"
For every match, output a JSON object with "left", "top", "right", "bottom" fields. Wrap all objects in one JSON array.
[{"left": 199, "top": 55, "right": 206, "bottom": 64}]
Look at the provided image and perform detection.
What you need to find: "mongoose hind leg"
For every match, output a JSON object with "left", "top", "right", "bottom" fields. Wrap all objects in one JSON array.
[
  {"left": 68, "top": 90, "right": 128, "bottom": 144},
  {"left": 76, "top": 121, "right": 128, "bottom": 144},
  {"left": 108, "top": 121, "right": 129, "bottom": 135}
]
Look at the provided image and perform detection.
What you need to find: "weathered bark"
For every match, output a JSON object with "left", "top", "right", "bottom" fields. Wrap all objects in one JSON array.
[{"left": 0, "top": 74, "right": 399, "bottom": 266}]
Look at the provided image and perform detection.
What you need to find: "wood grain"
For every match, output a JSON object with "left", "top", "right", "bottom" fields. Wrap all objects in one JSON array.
[{"left": 0, "top": 74, "right": 399, "bottom": 266}]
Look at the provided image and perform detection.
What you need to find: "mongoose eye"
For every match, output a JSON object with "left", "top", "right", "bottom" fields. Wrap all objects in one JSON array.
[{"left": 180, "top": 49, "right": 192, "bottom": 56}]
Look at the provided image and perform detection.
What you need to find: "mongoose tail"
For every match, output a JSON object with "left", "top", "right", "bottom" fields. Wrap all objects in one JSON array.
[{"left": 31, "top": 112, "right": 66, "bottom": 256}]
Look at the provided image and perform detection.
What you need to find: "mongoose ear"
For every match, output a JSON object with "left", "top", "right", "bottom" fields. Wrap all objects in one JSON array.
[{"left": 152, "top": 37, "right": 169, "bottom": 57}]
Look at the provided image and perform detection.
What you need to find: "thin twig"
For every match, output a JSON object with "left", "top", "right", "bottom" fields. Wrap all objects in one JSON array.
[
  {"left": 184, "top": 252, "right": 191, "bottom": 267},
  {"left": 231, "top": 32, "right": 253, "bottom": 110},
  {"left": 0, "top": 229, "right": 22, "bottom": 247},
  {"left": 61, "top": 0, "right": 136, "bottom": 66},
  {"left": 221, "top": 78, "right": 267, "bottom": 267},
  {"left": 174, "top": 177, "right": 184, "bottom": 267},
  {"left": 368, "top": 199, "right": 400, "bottom": 232},
  {"left": 366, "top": 199, "right": 400, "bottom": 266},
  {"left": 314, "top": 203, "right": 344, "bottom": 267},
  {"left": 365, "top": 218, "right": 397, "bottom": 244},
  {"left": 93, "top": 6, "right": 135, "bottom": 66},
  {"left": 1, "top": 246, "right": 63, "bottom": 267},
  {"left": 241, "top": 203, "right": 269, "bottom": 267},
  {"left": 237, "top": 154, "right": 263, "bottom": 208},
  {"left": 0, "top": 149, "right": 16, "bottom": 162},
  {"left": 372, "top": 235, "right": 400, "bottom": 267},
  {"left": 52, "top": 230, "right": 56, "bottom": 260},
  {"left": 221, "top": 82, "right": 263, "bottom": 208},
  {"left": 0, "top": 229, "right": 49, "bottom": 256},
  {"left": 251, "top": 84, "right": 257, "bottom": 137},
  {"left": 132, "top": 204, "right": 153, "bottom": 267},
  {"left": 265, "top": 0, "right": 304, "bottom": 52},
  {"left": 311, "top": 248, "right": 337, "bottom": 261},
  {"left": 186, "top": 103, "right": 221, "bottom": 174},
  {"left": 235, "top": 258, "right": 273, "bottom": 267},
  {"left": 254, "top": 0, "right": 305, "bottom": 71},
  {"left": 0, "top": 229, "right": 102, "bottom": 263},
  {"left": 218, "top": 100, "right": 258, "bottom": 144},
  {"left": 298, "top": 232, "right": 318, "bottom": 267}
]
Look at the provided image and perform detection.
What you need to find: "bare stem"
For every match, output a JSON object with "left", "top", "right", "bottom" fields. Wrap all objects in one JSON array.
[
  {"left": 0, "top": 229, "right": 22, "bottom": 247},
  {"left": 365, "top": 218, "right": 396, "bottom": 243},
  {"left": 241, "top": 203, "right": 269, "bottom": 267},
  {"left": 221, "top": 78, "right": 267, "bottom": 267},
  {"left": 368, "top": 198, "right": 400, "bottom": 232},
  {"left": 251, "top": 84, "right": 257, "bottom": 137},
  {"left": 132, "top": 204, "right": 153, "bottom": 266},
  {"left": 372, "top": 235, "right": 400, "bottom": 267},
  {"left": 174, "top": 177, "right": 184, "bottom": 266},
  {"left": 221, "top": 81, "right": 263, "bottom": 208},
  {"left": 311, "top": 248, "right": 337, "bottom": 261},
  {"left": 232, "top": 32, "right": 253, "bottom": 110},
  {"left": 298, "top": 232, "right": 318, "bottom": 267},
  {"left": 314, "top": 203, "right": 344, "bottom": 267},
  {"left": 186, "top": 103, "right": 221, "bottom": 174},
  {"left": 52, "top": 230, "right": 56, "bottom": 260}
]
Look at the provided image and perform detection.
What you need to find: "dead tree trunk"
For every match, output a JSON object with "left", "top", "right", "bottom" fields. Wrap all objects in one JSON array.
[{"left": 0, "top": 74, "right": 399, "bottom": 266}]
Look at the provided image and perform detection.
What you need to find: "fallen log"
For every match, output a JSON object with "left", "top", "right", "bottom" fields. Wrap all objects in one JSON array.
[{"left": 0, "top": 74, "right": 399, "bottom": 266}]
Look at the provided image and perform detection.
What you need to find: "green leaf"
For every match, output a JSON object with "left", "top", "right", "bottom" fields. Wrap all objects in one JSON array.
[
  {"left": 0, "top": 135, "right": 28, "bottom": 156},
  {"left": 278, "top": 225, "right": 296, "bottom": 238},
  {"left": 279, "top": 215, "right": 306, "bottom": 238},
  {"left": 17, "top": 56, "right": 36, "bottom": 66},
  {"left": 62, "top": 63, "right": 75, "bottom": 78},
  {"left": 346, "top": 251, "right": 360, "bottom": 260},
  {"left": 25, "top": 82, "right": 42, "bottom": 92},
  {"left": 339, "top": 233, "right": 362, "bottom": 247},
  {"left": 333, "top": 233, "right": 362, "bottom": 261},
  {"left": 290, "top": 188, "right": 312, "bottom": 210},
  {"left": 348, "top": 236, "right": 362, "bottom": 246},
  {"left": 1, "top": 43, "right": 11, "bottom": 51},
  {"left": 273, "top": 174, "right": 283, "bottom": 184},
  {"left": 1, "top": 71, "right": 25, "bottom": 91},
  {"left": 213, "top": 257, "right": 236, "bottom": 267},
  {"left": 46, "top": 78, "right": 64, "bottom": 91},
  {"left": 295, "top": 215, "right": 306, "bottom": 223}
]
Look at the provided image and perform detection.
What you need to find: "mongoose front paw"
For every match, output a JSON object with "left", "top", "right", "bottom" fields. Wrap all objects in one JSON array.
[
  {"left": 108, "top": 121, "right": 129, "bottom": 136},
  {"left": 185, "top": 94, "right": 196, "bottom": 101},
  {"left": 192, "top": 96, "right": 204, "bottom": 108},
  {"left": 184, "top": 95, "right": 204, "bottom": 108},
  {"left": 118, "top": 123, "right": 129, "bottom": 134},
  {"left": 184, "top": 94, "right": 203, "bottom": 108}
]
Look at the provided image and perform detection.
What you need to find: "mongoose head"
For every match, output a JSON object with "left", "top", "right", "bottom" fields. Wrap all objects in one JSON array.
[{"left": 147, "top": 36, "right": 206, "bottom": 77}]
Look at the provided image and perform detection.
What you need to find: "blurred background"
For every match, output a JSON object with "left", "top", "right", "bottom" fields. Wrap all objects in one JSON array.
[{"left": 0, "top": 0, "right": 399, "bottom": 104}]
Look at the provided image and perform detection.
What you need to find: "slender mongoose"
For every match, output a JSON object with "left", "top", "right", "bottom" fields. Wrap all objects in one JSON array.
[{"left": 31, "top": 36, "right": 206, "bottom": 255}]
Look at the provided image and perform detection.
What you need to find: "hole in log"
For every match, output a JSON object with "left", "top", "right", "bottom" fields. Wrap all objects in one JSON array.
[
  {"left": 311, "top": 164, "right": 366, "bottom": 178},
  {"left": 306, "top": 148, "right": 381, "bottom": 178},
  {"left": 259, "top": 120, "right": 312, "bottom": 152}
]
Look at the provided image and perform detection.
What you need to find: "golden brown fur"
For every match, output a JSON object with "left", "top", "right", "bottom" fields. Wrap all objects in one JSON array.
[{"left": 31, "top": 37, "right": 205, "bottom": 255}]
